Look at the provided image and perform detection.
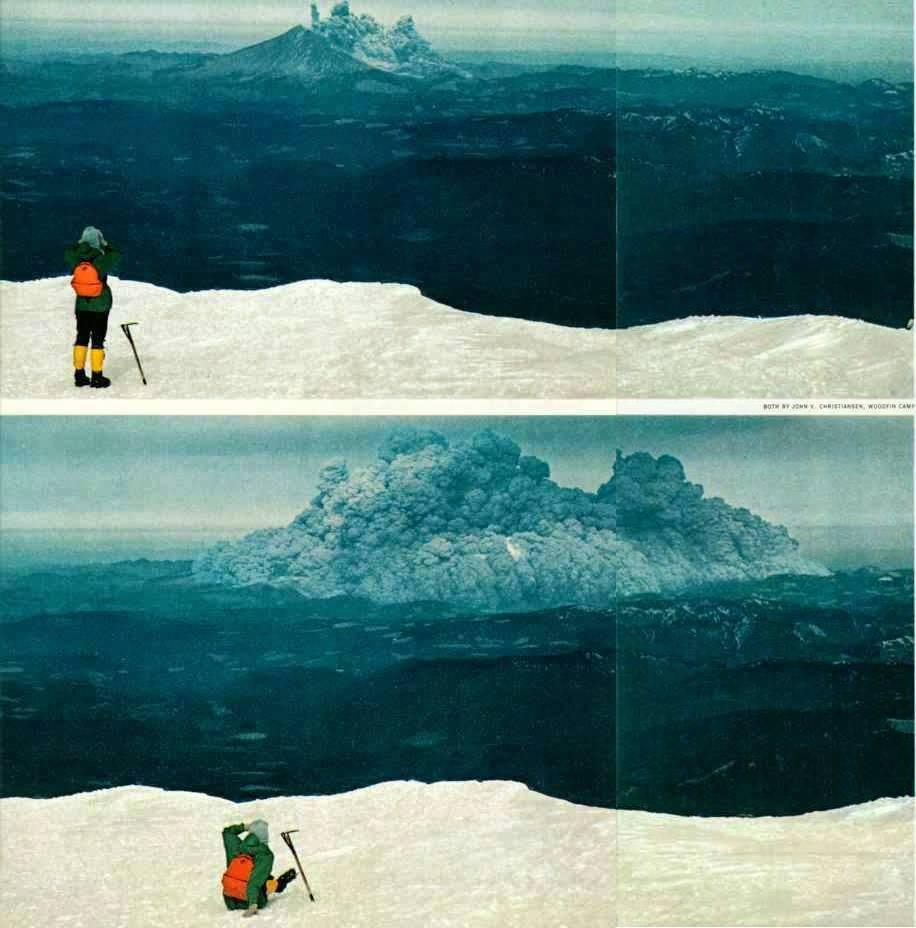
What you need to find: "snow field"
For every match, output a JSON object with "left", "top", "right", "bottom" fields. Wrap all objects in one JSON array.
[
  {"left": 4, "top": 277, "right": 910, "bottom": 399},
  {"left": 617, "top": 314, "right": 913, "bottom": 397},
  {"left": 1, "top": 783, "right": 911, "bottom": 927},
  {"left": 0, "top": 277, "right": 614, "bottom": 399},
  {"left": 617, "top": 796, "right": 914, "bottom": 926},
  {"left": 1, "top": 781, "right": 613, "bottom": 928}
]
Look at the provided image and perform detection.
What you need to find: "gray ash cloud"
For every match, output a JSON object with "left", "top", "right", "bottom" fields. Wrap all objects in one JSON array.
[
  {"left": 310, "top": 2, "right": 463, "bottom": 77},
  {"left": 192, "top": 428, "right": 827, "bottom": 609}
]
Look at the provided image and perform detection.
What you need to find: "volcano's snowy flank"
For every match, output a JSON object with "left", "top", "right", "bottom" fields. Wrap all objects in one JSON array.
[
  {"left": 617, "top": 796, "right": 914, "bottom": 926},
  {"left": 1, "top": 785, "right": 911, "bottom": 927},
  {"left": 618, "top": 313, "right": 913, "bottom": 398},
  {"left": 194, "top": 428, "right": 827, "bottom": 608},
  {"left": 0, "top": 277, "right": 613, "bottom": 399},
  {"left": 3, "top": 277, "right": 912, "bottom": 399}
]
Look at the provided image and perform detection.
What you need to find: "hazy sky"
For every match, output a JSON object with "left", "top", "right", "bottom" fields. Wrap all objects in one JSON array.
[
  {"left": 4, "top": 0, "right": 613, "bottom": 53},
  {"left": 4, "top": 0, "right": 911, "bottom": 71},
  {"left": 1, "top": 417, "right": 911, "bottom": 535},
  {"left": 618, "top": 0, "right": 912, "bottom": 73},
  {"left": 617, "top": 0, "right": 911, "bottom": 37}
]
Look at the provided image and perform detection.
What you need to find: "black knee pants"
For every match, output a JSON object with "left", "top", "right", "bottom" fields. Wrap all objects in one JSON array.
[{"left": 74, "top": 309, "right": 110, "bottom": 349}]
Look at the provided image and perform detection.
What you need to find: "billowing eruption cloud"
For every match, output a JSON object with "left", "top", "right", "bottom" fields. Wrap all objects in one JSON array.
[
  {"left": 192, "top": 429, "right": 827, "bottom": 609},
  {"left": 310, "top": 2, "right": 458, "bottom": 77}
]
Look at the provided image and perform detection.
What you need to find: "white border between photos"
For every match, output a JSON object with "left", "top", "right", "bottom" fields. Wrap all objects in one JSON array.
[{"left": 0, "top": 398, "right": 914, "bottom": 416}]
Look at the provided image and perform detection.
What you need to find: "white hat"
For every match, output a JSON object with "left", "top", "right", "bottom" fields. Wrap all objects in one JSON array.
[{"left": 247, "top": 819, "right": 269, "bottom": 844}]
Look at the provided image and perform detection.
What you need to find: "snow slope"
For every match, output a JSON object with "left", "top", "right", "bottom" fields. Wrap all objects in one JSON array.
[
  {"left": 1, "top": 783, "right": 911, "bottom": 927},
  {"left": 195, "top": 25, "right": 369, "bottom": 82},
  {"left": 618, "top": 314, "right": 913, "bottom": 398},
  {"left": 0, "top": 277, "right": 613, "bottom": 399},
  {"left": 1, "top": 782, "right": 613, "bottom": 928},
  {"left": 2, "top": 278, "right": 911, "bottom": 399},
  {"left": 617, "top": 796, "right": 914, "bottom": 926}
]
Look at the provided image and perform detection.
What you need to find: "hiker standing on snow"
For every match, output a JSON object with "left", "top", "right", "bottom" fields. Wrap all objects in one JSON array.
[
  {"left": 65, "top": 226, "right": 121, "bottom": 389},
  {"left": 222, "top": 819, "right": 296, "bottom": 918}
]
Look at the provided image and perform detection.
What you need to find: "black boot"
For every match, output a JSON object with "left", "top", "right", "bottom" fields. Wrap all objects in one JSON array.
[
  {"left": 275, "top": 869, "right": 297, "bottom": 894},
  {"left": 90, "top": 371, "right": 111, "bottom": 389},
  {"left": 75, "top": 369, "right": 90, "bottom": 387}
]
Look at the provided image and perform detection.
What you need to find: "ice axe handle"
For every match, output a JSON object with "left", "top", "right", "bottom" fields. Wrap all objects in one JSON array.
[
  {"left": 120, "top": 323, "right": 148, "bottom": 386},
  {"left": 281, "top": 830, "right": 316, "bottom": 902}
]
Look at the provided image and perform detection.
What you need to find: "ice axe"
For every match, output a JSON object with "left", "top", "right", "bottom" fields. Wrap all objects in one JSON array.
[
  {"left": 120, "top": 322, "right": 147, "bottom": 385},
  {"left": 281, "top": 829, "right": 316, "bottom": 902}
]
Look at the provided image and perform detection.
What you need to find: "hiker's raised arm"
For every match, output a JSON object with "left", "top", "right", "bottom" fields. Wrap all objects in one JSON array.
[
  {"left": 222, "top": 822, "right": 245, "bottom": 860},
  {"left": 95, "top": 244, "right": 122, "bottom": 275}
]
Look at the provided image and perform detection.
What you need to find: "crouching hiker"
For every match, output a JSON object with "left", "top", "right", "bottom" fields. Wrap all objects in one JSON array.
[
  {"left": 222, "top": 819, "right": 296, "bottom": 918},
  {"left": 65, "top": 226, "right": 122, "bottom": 389}
]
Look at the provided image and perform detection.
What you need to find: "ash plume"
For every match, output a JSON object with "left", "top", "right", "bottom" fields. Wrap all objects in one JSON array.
[{"left": 193, "top": 428, "right": 827, "bottom": 609}]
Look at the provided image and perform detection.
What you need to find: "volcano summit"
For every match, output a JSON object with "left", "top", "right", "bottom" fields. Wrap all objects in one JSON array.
[{"left": 196, "top": 3, "right": 467, "bottom": 83}]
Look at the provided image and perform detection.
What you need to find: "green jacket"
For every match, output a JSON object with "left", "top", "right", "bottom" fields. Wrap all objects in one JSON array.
[
  {"left": 222, "top": 823, "right": 275, "bottom": 909},
  {"left": 65, "top": 241, "right": 122, "bottom": 313}
]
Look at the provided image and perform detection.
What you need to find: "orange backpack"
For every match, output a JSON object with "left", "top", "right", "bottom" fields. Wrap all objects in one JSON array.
[
  {"left": 71, "top": 261, "right": 103, "bottom": 298},
  {"left": 222, "top": 853, "right": 255, "bottom": 901}
]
